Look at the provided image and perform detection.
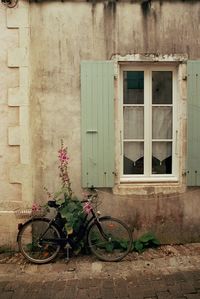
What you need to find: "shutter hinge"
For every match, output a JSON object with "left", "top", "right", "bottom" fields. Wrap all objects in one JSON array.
[{"left": 182, "top": 75, "right": 187, "bottom": 81}]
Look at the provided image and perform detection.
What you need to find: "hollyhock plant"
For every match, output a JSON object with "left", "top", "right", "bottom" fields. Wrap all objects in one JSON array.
[
  {"left": 44, "top": 140, "right": 84, "bottom": 237},
  {"left": 58, "top": 139, "right": 72, "bottom": 199}
]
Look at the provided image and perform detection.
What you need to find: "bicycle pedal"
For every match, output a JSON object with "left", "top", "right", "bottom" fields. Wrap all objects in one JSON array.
[{"left": 64, "top": 243, "right": 72, "bottom": 249}]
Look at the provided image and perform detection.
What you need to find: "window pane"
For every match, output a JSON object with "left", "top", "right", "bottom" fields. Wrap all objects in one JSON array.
[
  {"left": 123, "top": 71, "right": 144, "bottom": 104},
  {"left": 152, "top": 107, "right": 172, "bottom": 139},
  {"left": 124, "top": 107, "right": 144, "bottom": 139},
  {"left": 124, "top": 142, "right": 144, "bottom": 174},
  {"left": 152, "top": 71, "right": 172, "bottom": 104},
  {"left": 152, "top": 142, "right": 172, "bottom": 174}
]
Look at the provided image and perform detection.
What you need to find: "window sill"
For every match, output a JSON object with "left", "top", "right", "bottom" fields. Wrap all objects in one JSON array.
[
  {"left": 113, "top": 180, "right": 185, "bottom": 196},
  {"left": 120, "top": 176, "right": 179, "bottom": 183}
]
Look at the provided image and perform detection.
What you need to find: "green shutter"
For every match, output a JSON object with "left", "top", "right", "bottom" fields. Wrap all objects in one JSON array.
[
  {"left": 187, "top": 60, "right": 200, "bottom": 186},
  {"left": 81, "top": 61, "right": 115, "bottom": 188}
]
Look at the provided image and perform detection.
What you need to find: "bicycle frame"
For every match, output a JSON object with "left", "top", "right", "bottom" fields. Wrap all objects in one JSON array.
[
  {"left": 17, "top": 190, "right": 114, "bottom": 261},
  {"left": 37, "top": 207, "right": 111, "bottom": 251},
  {"left": 32, "top": 203, "right": 95, "bottom": 248}
]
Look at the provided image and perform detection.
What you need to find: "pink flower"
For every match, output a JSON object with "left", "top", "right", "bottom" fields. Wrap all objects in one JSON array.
[
  {"left": 58, "top": 150, "right": 69, "bottom": 164},
  {"left": 32, "top": 203, "right": 41, "bottom": 212},
  {"left": 83, "top": 202, "right": 92, "bottom": 214}
]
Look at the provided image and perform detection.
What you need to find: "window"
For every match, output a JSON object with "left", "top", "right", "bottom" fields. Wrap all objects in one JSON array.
[{"left": 120, "top": 66, "right": 178, "bottom": 182}]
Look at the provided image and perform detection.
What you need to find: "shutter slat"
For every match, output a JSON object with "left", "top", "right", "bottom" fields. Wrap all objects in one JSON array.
[
  {"left": 81, "top": 61, "right": 115, "bottom": 188},
  {"left": 187, "top": 60, "right": 200, "bottom": 186}
]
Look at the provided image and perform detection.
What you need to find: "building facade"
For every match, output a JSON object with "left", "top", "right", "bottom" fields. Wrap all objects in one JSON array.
[{"left": 0, "top": 0, "right": 200, "bottom": 246}]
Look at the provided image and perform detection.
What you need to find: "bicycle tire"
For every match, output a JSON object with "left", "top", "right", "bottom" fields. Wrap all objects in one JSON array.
[
  {"left": 18, "top": 218, "right": 61, "bottom": 264},
  {"left": 87, "top": 217, "right": 132, "bottom": 262}
]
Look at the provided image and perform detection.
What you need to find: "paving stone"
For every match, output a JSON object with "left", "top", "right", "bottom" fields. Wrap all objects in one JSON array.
[
  {"left": 4, "top": 282, "right": 19, "bottom": 292},
  {"left": 0, "top": 281, "right": 8, "bottom": 291},
  {"left": 156, "top": 291, "right": 173, "bottom": 299},
  {"left": 88, "top": 278, "right": 102, "bottom": 288},
  {"left": 128, "top": 285, "right": 148, "bottom": 299},
  {"left": 102, "top": 279, "right": 114, "bottom": 289},
  {"left": 186, "top": 295, "right": 200, "bottom": 299},
  {"left": 180, "top": 282, "right": 196, "bottom": 294},
  {"left": 77, "top": 278, "right": 93, "bottom": 289},
  {"left": 0, "top": 292, "right": 13, "bottom": 299},
  {"left": 89, "top": 286, "right": 102, "bottom": 299},
  {"left": 152, "top": 281, "right": 169, "bottom": 292},
  {"left": 101, "top": 287, "right": 116, "bottom": 299},
  {"left": 142, "top": 287, "right": 156, "bottom": 298},
  {"left": 64, "top": 278, "right": 78, "bottom": 286},
  {"left": 168, "top": 284, "right": 183, "bottom": 297},
  {"left": 75, "top": 288, "right": 90, "bottom": 299},
  {"left": 165, "top": 273, "right": 187, "bottom": 286},
  {"left": 114, "top": 278, "right": 129, "bottom": 298},
  {"left": 193, "top": 280, "right": 200, "bottom": 290}
]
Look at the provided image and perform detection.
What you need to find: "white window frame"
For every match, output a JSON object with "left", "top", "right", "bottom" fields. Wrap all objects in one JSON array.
[{"left": 120, "top": 65, "right": 179, "bottom": 183}]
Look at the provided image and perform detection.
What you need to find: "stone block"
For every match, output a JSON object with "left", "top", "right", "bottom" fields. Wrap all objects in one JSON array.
[
  {"left": 8, "top": 87, "right": 29, "bottom": 107},
  {"left": 9, "top": 163, "right": 27, "bottom": 184},
  {"left": 8, "top": 126, "right": 20, "bottom": 145},
  {"left": 8, "top": 48, "right": 28, "bottom": 67},
  {"left": 7, "top": 8, "right": 29, "bottom": 29}
]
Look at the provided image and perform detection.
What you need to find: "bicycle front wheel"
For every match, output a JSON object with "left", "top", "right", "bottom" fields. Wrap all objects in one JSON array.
[
  {"left": 87, "top": 217, "right": 132, "bottom": 262},
  {"left": 18, "top": 218, "right": 61, "bottom": 264}
]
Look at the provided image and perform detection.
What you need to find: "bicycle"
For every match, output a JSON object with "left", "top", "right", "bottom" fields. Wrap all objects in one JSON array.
[
  {"left": 1, "top": 0, "right": 19, "bottom": 8},
  {"left": 17, "top": 189, "right": 133, "bottom": 264}
]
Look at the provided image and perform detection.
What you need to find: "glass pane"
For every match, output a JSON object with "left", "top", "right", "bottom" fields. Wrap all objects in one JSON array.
[
  {"left": 123, "top": 142, "right": 144, "bottom": 174},
  {"left": 124, "top": 107, "right": 144, "bottom": 139},
  {"left": 152, "top": 142, "right": 172, "bottom": 174},
  {"left": 152, "top": 107, "right": 172, "bottom": 139},
  {"left": 123, "top": 71, "right": 144, "bottom": 104},
  {"left": 152, "top": 71, "right": 172, "bottom": 104}
]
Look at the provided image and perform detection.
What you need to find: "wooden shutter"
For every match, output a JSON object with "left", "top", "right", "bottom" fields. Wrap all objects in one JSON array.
[
  {"left": 187, "top": 60, "right": 200, "bottom": 186},
  {"left": 81, "top": 61, "right": 115, "bottom": 188}
]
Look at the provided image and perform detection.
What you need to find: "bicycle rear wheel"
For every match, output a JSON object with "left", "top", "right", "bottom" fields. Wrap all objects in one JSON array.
[
  {"left": 87, "top": 217, "right": 132, "bottom": 262},
  {"left": 18, "top": 218, "right": 61, "bottom": 264}
]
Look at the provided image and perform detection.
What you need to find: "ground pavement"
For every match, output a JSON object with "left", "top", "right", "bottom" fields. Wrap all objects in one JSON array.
[{"left": 0, "top": 244, "right": 200, "bottom": 299}]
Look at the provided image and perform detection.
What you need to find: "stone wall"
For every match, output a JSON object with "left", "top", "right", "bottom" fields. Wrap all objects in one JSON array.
[{"left": 0, "top": 1, "right": 32, "bottom": 246}]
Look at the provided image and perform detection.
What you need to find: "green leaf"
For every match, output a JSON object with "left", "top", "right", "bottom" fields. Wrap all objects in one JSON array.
[
  {"left": 134, "top": 240, "right": 144, "bottom": 253},
  {"left": 151, "top": 238, "right": 160, "bottom": 246},
  {"left": 105, "top": 243, "right": 114, "bottom": 253},
  {"left": 57, "top": 198, "right": 65, "bottom": 205},
  {"left": 139, "top": 233, "right": 156, "bottom": 243}
]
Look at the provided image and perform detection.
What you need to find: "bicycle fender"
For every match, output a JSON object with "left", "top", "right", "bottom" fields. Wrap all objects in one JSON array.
[{"left": 98, "top": 216, "right": 112, "bottom": 221}]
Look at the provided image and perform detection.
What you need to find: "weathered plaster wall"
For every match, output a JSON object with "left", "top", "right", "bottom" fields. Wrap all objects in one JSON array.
[
  {"left": 28, "top": 0, "right": 200, "bottom": 244},
  {"left": 30, "top": 0, "right": 200, "bottom": 195}
]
